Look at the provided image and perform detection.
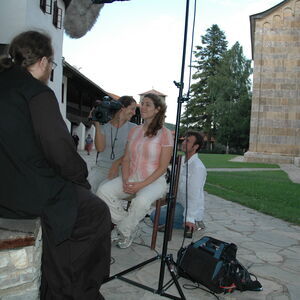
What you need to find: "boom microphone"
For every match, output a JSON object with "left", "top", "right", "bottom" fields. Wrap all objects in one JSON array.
[{"left": 64, "top": 0, "right": 130, "bottom": 39}]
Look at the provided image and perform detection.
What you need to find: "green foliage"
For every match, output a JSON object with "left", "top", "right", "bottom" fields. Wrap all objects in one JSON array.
[
  {"left": 205, "top": 171, "right": 300, "bottom": 225},
  {"left": 181, "top": 25, "right": 252, "bottom": 151},
  {"left": 209, "top": 42, "right": 252, "bottom": 150},
  {"left": 181, "top": 24, "right": 228, "bottom": 137},
  {"left": 164, "top": 122, "right": 175, "bottom": 131}
]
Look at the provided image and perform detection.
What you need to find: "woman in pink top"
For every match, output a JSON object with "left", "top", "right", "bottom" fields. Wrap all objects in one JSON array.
[{"left": 97, "top": 93, "right": 173, "bottom": 248}]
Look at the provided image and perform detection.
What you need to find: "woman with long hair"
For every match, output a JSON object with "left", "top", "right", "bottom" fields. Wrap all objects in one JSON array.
[
  {"left": 97, "top": 93, "right": 173, "bottom": 248},
  {"left": 88, "top": 96, "right": 137, "bottom": 192}
]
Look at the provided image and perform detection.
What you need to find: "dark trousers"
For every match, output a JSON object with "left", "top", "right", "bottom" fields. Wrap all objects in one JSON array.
[{"left": 40, "top": 186, "right": 111, "bottom": 299}]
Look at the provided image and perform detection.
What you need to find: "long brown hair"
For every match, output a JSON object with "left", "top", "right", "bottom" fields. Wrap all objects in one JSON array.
[
  {"left": 0, "top": 31, "right": 53, "bottom": 72},
  {"left": 143, "top": 93, "right": 167, "bottom": 137}
]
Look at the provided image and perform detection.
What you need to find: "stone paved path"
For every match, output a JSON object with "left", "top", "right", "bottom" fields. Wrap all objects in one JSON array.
[{"left": 80, "top": 151, "right": 300, "bottom": 300}]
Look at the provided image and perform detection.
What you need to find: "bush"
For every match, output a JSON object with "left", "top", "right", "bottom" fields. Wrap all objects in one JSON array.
[{"left": 200, "top": 143, "right": 244, "bottom": 155}]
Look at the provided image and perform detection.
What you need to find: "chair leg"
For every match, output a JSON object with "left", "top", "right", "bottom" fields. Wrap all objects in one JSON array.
[
  {"left": 151, "top": 199, "right": 161, "bottom": 250},
  {"left": 168, "top": 201, "right": 175, "bottom": 241}
]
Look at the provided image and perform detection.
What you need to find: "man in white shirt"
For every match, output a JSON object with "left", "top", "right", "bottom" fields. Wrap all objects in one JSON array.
[{"left": 150, "top": 131, "right": 207, "bottom": 232}]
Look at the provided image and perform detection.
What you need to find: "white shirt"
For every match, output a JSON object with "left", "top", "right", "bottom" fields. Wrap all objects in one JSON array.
[{"left": 177, "top": 154, "right": 207, "bottom": 223}]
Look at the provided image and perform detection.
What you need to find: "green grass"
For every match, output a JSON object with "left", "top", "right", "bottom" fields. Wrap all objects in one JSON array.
[
  {"left": 199, "top": 153, "right": 279, "bottom": 169},
  {"left": 205, "top": 171, "right": 300, "bottom": 225}
]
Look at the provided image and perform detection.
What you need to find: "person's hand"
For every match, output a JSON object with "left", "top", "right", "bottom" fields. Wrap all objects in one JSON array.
[
  {"left": 122, "top": 178, "right": 129, "bottom": 192},
  {"left": 184, "top": 222, "right": 196, "bottom": 231},
  {"left": 108, "top": 164, "right": 119, "bottom": 180},
  {"left": 123, "top": 181, "right": 144, "bottom": 194}
]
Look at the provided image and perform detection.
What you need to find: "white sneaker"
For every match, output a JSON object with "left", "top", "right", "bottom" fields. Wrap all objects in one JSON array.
[
  {"left": 117, "top": 228, "right": 140, "bottom": 249},
  {"left": 111, "top": 228, "right": 120, "bottom": 242},
  {"left": 117, "top": 234, "right": 134, "bottom": 249}
]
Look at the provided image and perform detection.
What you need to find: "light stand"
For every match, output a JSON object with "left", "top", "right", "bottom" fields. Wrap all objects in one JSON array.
[{"left": 104, "top": 1, "right": 191, "bottom": 299}]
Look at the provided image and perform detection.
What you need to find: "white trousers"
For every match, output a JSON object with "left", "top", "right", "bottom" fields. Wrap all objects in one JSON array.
[
  {"left": 88, "top": 165, "right": 109, "bottom": 193},
  {"left": 97, "top": 175, "right": 167, "bottom": 237}
]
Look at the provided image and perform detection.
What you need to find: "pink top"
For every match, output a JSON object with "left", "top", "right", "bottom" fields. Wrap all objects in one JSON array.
[{"left": 127, "top": 126, "right": 174, "bottom": 181}]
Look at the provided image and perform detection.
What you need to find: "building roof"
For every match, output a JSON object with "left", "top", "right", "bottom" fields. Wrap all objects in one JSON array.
[
  {"left": 249, "top": 0, "right": 288, "bottom": 59},
  {"left": 139, "top": 89, "right": 167, "bottom": 97}
]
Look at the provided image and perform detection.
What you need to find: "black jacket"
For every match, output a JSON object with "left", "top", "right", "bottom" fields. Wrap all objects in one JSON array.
[{"left": 0, "top": 66, "right": 90, "bottom": 244}]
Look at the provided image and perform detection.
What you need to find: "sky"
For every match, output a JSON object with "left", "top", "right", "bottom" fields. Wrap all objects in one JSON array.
[{"left": 63, "top": 0, "right": 282, "bottom": 124}]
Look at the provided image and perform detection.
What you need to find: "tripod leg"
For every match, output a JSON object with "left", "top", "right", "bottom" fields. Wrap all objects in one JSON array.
[{"left": 164, "top": 255, "right": 186, "bottom": 300}]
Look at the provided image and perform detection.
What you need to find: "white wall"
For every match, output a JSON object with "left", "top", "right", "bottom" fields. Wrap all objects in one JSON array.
[{"left": 0, "top": 0, "right": 68, "bottom": 127}]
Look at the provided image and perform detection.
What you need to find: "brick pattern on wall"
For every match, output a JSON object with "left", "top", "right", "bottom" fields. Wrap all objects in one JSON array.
[{"left": 248, "top": 0, "right": 300, "bottom": 160}]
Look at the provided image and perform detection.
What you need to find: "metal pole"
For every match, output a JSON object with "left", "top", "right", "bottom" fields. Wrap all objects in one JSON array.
[{"left": 157, "top": 0, "right": 190, "bottom": 294}]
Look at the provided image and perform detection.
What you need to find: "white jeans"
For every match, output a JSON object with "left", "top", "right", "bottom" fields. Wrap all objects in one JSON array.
[
  {"left": 97, "top": 175, "right": 167, "bottom": 237},
  {"left": 88, "top": 165, "right": 110, "bottom": 193}
]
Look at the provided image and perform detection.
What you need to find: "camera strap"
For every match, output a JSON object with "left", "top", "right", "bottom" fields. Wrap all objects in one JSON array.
[{"left": 110, "top": 125, "right": 119, "bottom": 160}]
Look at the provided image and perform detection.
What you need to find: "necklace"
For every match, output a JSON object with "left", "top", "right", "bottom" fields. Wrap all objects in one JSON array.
[{"left": 110, "top": 124, "right": 119, "bottom": 160}]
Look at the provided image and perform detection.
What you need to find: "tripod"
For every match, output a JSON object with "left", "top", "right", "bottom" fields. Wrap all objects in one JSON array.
[{"left": 103, "top": 1, "right": 192, "bottom": 298}]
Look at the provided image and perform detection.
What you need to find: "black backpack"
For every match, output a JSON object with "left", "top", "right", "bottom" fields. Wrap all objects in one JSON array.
[{"left": 176, "top": 236, "right": 262, "bottom": 294}]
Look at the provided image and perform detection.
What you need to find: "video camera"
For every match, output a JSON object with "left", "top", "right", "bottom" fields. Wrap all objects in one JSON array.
[{"left": 91, "top": 96, "right": 123, "bottom": 124}]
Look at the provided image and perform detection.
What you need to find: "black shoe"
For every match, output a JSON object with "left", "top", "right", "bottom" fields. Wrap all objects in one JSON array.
[{"left": 158, "top": 225, "right": 165, "bottom": 232}]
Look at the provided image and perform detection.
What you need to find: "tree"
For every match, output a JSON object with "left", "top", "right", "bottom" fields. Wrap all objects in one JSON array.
[
  {"left": 181, "top": 25, "right": 252, "bottom": 152},
  {"left": 209, "top": 42, "right": 252, "bottom": 151},
  {"left": 181, "top": 24, "right": 228, "bottom": 142}
]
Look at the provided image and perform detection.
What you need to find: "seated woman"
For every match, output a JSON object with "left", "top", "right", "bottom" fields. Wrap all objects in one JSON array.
[
  {"left": 88, "top": 96, "right": 137, "bottom": 193},
  {"left": 97, "top": 93, "right": 173, "bottom": 248}
]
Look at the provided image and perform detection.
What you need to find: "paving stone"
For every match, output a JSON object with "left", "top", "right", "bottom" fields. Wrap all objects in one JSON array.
[
  {"left": 242, "top": 254, "right": 265, "bottom": 264},
  {"left": 285, "top": 284, "right": 300, "bottom": 300},
  {"left": 79, "top": 150, "right": 300, "bottom": 300},
  {"left": 251, "top": 265, "right": 299, "bottom": 286},
  {"left": 279, "top": 248, "right": 300, "bottom": 260},
  {"left": 249, "top": 231, "right": 298, "bottom": 247},
  {"left": 225, "top": 224, "right": 255, "bottom": 233},
  {"left": 281, "top": 258, "right": 300, "bottom": 273},
  {"left": 272, "top": 295, "right": 291, "bottom": 300},
  {"left": 256, "top": 252, "right": 284, "bottom": 263},
  {"left": 240, "top": 241, "right": 281, "bottom": 252}
]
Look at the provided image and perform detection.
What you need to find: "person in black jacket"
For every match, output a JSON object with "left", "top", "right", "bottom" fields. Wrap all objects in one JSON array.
[{"left": 0, "top": 31, "right": 111, "bottom": 299}]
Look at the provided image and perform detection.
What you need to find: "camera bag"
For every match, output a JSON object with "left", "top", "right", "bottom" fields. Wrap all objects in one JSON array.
[{"left": 176, "top": 236, "right": 262, "bottom": 294}]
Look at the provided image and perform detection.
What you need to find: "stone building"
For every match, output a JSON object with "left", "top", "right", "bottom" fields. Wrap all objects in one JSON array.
[{"left": 244, "top": 0, "right": 300, "bottom": 166}]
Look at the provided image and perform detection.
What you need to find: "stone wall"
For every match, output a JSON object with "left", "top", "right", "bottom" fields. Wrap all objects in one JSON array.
[
  {"left": 0, "top": 219, "right": 42, "bottom": 300},
  {"left": 245, "top": 0, "right": 300, "bottom": 165}
]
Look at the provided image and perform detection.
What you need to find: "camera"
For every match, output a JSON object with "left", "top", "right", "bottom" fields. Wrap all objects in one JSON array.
[{"left": 91, "top": 96, "right": 123, "bottom": 124}]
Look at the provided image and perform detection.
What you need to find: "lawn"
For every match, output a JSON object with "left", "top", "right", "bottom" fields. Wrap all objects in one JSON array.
[
  {"left": 205, "top": 170, "right": 300, "bottom": 225},
  {"left": 199, "top": 153, "right": 279, "bottom": 169}
]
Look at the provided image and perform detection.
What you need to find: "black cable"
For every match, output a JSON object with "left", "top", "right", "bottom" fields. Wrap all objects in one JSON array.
[
  {"left": 186, "top": 0, "right": 197, "bottom": 99},
  {"left": 110, "top": 125, "right": 119, "bottom": 160},
  {"left": 182, "top": 283, "right": 220, "bottom": 300}
]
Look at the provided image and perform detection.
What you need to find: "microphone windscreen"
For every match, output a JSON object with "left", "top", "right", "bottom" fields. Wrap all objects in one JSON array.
[{"left": 64, "top": 0, "right": 104, "bottom": 38}]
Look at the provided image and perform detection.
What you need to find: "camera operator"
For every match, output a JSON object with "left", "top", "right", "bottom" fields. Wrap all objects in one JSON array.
[
  {"left": 88, "top": 96, "right": 137, "bottom": 193},
  {"left": 0, "top": 31, "right": 111, "bottom": 299}
]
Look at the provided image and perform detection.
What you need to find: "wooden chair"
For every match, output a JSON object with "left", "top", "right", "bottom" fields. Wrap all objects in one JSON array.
[{"left": 150, "top": 155, "right": 182, "bottom": 250}]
